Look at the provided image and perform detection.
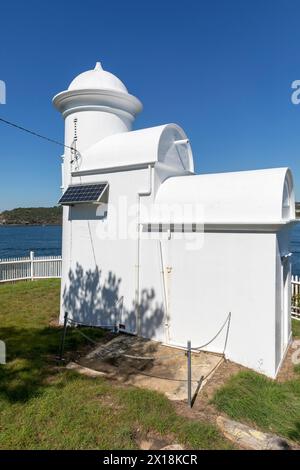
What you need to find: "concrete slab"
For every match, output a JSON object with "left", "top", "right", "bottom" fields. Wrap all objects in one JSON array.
[{"left": 79, "top": 334, "right": 223, "bottom": 401}]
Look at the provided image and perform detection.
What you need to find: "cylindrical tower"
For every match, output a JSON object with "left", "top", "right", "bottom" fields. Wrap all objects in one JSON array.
[
  {"left": 53, "top": 61, "right": 142, "bottom": 185},
  {"left": 53, "top": 63, "right": 142, "bottom": 325}
]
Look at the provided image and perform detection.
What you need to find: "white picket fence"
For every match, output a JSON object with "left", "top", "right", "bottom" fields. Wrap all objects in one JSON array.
[
  {"left": 0, "top": 251, "right": 62, "bottom": 283},
  {"left": 0, "top": 253, "right": 300, "bottom": 320},
  {"left": 291, "top": 275, "right": 300, "bottom": 320}
]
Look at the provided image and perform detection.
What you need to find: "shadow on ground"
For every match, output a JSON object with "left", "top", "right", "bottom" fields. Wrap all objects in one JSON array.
[
  {"left": 0, "top": 324, "right": 106, "bottom": 403},
  {"left": 0, "top": 263, "right": 164, "bottom": 403}
]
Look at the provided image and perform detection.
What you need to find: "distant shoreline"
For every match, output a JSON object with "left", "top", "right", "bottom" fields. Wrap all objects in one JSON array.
[{"left": 0, "top": 206, "right": 62, "bottom": 226}]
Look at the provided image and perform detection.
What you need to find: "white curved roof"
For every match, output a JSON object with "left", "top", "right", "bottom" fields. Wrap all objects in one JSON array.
[
  {"left": 68, "top": 62, "right": 128, "bottom": 93},
  {"left": 78, "top": 124, "right": 194, "bottom": 173},
  {"left": 154, "top": 168, "right": 295, "bottom": 224}
]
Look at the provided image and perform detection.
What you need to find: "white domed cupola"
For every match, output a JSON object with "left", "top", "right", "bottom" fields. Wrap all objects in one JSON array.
[
  {"left": 53, "top": 61, "right": 142, "bottom": 152},
  {"left": 68, "top": 62, "right": 128, "bottom": 93}
]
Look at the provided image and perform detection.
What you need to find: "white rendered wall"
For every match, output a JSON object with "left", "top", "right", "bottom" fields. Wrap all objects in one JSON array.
[
  {"left": 142, "top": 231, "right": 278, "bottom": 377},
  {"left": 59, "top": 102, "right": 133, "bottom": 322},
  {"left": 275, "top": 227, "right": 292, "bottom": 371},
  {"left": 60, "top": 166, "right": 290, "bottom": 377},
  {"left": 59, "top": 167, "right": 166, "bottom": 337}
]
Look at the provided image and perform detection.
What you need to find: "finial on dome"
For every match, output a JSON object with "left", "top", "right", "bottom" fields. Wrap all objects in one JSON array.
[
  {"left": 65, "top": 61, "right": 129, "bottom": 94},
  {"left": 94, "top": 61, "right": 103, "bottom": 71}
]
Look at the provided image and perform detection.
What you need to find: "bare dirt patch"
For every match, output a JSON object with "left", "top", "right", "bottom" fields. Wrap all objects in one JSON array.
[{"left": 77, "top": 334, "right": 224, "bottom": 401}]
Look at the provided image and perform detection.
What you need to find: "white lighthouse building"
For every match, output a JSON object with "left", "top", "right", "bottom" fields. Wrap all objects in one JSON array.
[{"left": 53, "top": 62, "right": 296, "bottom": 378}]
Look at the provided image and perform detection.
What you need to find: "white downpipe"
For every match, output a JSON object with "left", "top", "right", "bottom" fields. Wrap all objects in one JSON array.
[
  {"left": 158, "top": 240, "right": 170, "bottom": 343},
  {"left": 135, "top": 164, "right": 153, "bottom": 335}
]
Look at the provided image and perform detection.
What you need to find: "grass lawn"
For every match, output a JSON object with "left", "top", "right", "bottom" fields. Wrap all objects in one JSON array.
[
  {"left": 0, "top": 279, "right": 231, "bottom": 450},
  {"left": 212, "top": 319, "right": 300, "bottom": 443},
  {"left": 292, "top": 318, "right": 300, "bottom": 337}
]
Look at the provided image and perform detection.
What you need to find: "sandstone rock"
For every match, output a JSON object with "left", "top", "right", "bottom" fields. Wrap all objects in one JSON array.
[
  {"left": 160, "top": 444, "right": 185, "bottom": 450},
  {"left": 66, "top": 361, "right": 107, "bottom": 378},
  {"left": 216, "top": 415, "right": 291, "bottom": 450}
]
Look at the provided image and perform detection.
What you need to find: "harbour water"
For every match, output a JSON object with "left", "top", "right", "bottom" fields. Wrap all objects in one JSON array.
[
  {"left": 0, "top": 225, "right": 62, "bottom": 258},
  {"left": 0, "top": 223, "right": 300, "bottom": 275},
  {"left": 290, "top": 222, "right": 300, "bottom": 275}
]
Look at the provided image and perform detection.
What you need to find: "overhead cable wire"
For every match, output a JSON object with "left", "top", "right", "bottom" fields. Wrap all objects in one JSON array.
[{"left": 0, "top": 116, "right": 76, "bottom": 152}]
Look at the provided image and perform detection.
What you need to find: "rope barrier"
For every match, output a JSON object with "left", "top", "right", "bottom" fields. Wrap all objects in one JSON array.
[
  {"left": 60, "top": 311, "right": 232, "bottom": 385},
  {"left": 58, "top": 310, "right": 232, "bottom": 408},
  {"left": 70, "top": 325, "right": 101, "bottom": 345},
  {"left": 65, "top": 312, "right": 232, "bottom": 361},
  {"left": 192, "top": 312, "right": 232, "bottom": 351},
  {"left": 67, "top": 317, "right": 116, "bottom": 329}
]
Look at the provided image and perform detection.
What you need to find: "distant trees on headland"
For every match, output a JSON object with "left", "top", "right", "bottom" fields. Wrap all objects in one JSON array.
[{"left": 0, "top": 207, "right": 62, "bottom": 225}]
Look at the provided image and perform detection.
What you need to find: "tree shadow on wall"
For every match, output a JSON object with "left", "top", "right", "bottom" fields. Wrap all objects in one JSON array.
[{"left": 62, "top": 263, "right": 165, "bottom": 339}]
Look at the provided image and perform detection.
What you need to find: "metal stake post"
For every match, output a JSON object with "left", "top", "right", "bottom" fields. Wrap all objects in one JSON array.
[
  {"left": 58, "top": 312, "right": 68, "bottom": 362},
  {"left": 187, "top": 340, "right": 192, "bottom": 408}
]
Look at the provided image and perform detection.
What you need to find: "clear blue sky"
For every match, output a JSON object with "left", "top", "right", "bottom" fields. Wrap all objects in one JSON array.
[{"left": 0, "top": 0, "right": 299, "bottom": 210}]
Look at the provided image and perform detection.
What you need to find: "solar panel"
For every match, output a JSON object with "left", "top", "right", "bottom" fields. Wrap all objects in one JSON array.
[{"left": 58, "top": 183, "right": 108, "bottom": 205}]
